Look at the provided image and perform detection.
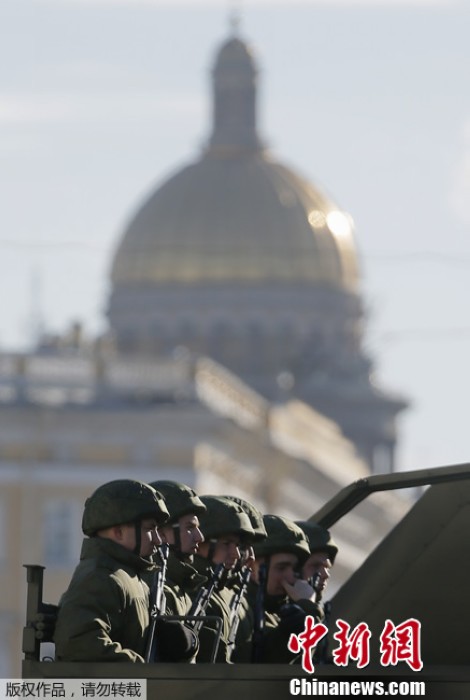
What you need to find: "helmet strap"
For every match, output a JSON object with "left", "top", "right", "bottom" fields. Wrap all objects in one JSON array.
[
  {"left": 133, "top": 520, "right": 142, "bottom": 556},
  {"left": 263, "top": 555, "right": 270, "bottom": 596},
  {"left": 207, "top": 538, "right": 218, "bottom": 562},
  {"left": 171, "top": 522, "right": 183, "bottom": 554}
]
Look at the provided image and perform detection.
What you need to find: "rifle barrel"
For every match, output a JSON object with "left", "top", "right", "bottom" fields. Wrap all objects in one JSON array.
[{"left": 144, "top": 543, "right": 169, "bottom": 663}]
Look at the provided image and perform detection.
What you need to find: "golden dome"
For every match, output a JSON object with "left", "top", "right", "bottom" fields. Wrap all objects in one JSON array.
[
  {"left": 110, "top": 30, "right": 360, "bottom": 294},
  {"left": 111, "top": 151, "right": 359, "bottom": 291}
]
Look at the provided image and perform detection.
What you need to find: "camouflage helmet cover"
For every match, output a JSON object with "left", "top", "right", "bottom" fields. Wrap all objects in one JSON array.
[
  {"left": 150, "top": 480, "right": 206, "bottom": 523},
  {"left": 82, "top": 479, "right": 169, "bottom": 536},
  {"left": 254, "top": 514, "right": 310, "bottom": 563},
  {"left": 221, "top": 495, "right": 267, "bottom": 541},
  {"left": 295, "top": 520, "right": 338, "bottom": 563},
  {"left": 199, "top": 496, "right": 255, "bottom": 541}
]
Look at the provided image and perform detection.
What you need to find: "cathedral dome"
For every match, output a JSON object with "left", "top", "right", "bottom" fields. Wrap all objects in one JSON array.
[
  {"left": 110, "top": 32, "right": 360, "bottom": 294},
  {"left": 111, "top": 151, "right": 359, "bottom": 291}
]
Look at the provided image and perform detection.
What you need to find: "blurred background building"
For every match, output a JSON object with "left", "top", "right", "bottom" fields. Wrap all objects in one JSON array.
[{"left": 0, "top": 24, "right": 410, "bottom": 675}]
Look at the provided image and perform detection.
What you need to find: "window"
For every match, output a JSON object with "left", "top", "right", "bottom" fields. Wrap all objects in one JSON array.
[{"left": 43, "top": 499, "right": 80, "bottom": 567}]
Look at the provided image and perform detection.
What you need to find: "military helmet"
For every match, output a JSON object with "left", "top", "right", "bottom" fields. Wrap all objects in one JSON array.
[
  {"left": 296, "top": 520, "right": 338, "bottom": 563},
  {"left": 221, "top": 495, "right": 267, "bottom": 541},
  {"left": 150, "top": 480, "right": 206, "bottom": 523},
  {"left": 82, "top": 479, "right": 169, "bottom": 536},
  {"left": 254, "top": 514, "right": 310, "bottom": 562},
  {"left": 198, "top": 496, "right": 255, "bottom": 541}
]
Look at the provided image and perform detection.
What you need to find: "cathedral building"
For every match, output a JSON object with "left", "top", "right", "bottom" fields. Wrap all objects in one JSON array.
[{"left": 108, "top": 27, "right": 407, "bottom": 473}]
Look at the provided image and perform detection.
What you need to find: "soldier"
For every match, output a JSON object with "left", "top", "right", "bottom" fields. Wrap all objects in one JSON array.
[
  {"left": 221, "top": 496, "right": 267, "bottom": 661},
  {"left": 54, "top": 479, "right": 170, "bottom": 662},
  {"left": 223, "top": 495, "right": 268, "bottom": 572},
  {"left": 190, "top": 495, "right": 255, "bottom": 662},
  {"left": 296, "top": 520, "right": 338, "bottom": 664},
  {"left": 149, "top": 480, "right": 207, "bottom": 620},
  {"left": 233, "top": 514, "right": 323, "bottom": 663},
  {"left": 295, "top": 521, "right": 338, "bottom": 601}
]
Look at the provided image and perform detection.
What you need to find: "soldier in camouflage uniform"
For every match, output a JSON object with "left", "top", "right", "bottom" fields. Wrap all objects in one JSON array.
[
  {"left": 222, "top": 496, "right": 268, "bottom": 573},
  {"left": 296, "top": 520, "right": 338, "bottom": 665},
  {"left": 149, "top": 480, "right": 207, "bottom": 621},
  {"left": 54, "top": 480, "right": 169, "bottom": 662},
  {"left": 221, "top": 496, "right": 267, "bottom": 661},
  {"left": 296, "top": 521, "right": 338, "bottom": 601},
  {"left": 191, "top": 496, "right": 255, "bottom": 662},
  {"left": 233, "top": 514, "right": 324, "bottom": 663}
]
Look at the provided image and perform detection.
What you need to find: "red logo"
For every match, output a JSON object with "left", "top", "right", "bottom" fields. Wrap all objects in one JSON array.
[
  {"left": 380, "top": 618, "right": 423, "bottom": 671},
  {"left": 333, "top": 619, "right": 371, "bottom": 668},
  {"left": 287, "top": 617, "right": 423, "bottom": 674},
  {"left": 287, "top": 616, "right": 328, "bottom": 673}
]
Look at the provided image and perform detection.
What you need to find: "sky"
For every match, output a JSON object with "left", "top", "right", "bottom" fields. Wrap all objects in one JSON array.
[{"left": 1, "top": 0, "right": 470, "bottom": 473}]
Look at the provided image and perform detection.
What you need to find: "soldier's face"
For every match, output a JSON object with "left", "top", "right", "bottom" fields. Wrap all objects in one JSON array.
[
  {"left": 199, "top": 533, "right": 241, "bottom": 569},
  {"left": 265, "top": 553, "right": 298, "bottom": 596},
  {"left": 120, "top": 518, "right": 162, "bottom": 557},
  {"left": 302, "top": 551, "right": 332, "bottom": 593},
  {"left": 160, "top": 514, "right": 204, "bottom": 555},
  {"left": 178, "top": 514, "right": 205, "bottom": 555},
  {"left": 139, "top": 518, "right": 163, "bottom": 557},
  {"left": 215, "top": 535, "right": 241, "bottom": 569}
]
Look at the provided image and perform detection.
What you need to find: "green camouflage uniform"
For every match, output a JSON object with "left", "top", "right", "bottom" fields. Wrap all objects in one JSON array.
[
  {"left": 233, "top": 514, "right": 324, "bottom": 664},
  {"left": 55, "top": 536, "right": 154, "bottom": 662},
  {"left": 189, "top": 496, "right": 255, "bottom": 663},
  {"left": 54, "top": 479, "right": 169, "bottom": 663},
  {"left": 232, "top": 580, "right": 324, "bottom": 663},
  {"left": 148, "top": 481, "right": 208, "bottom": 619},
  {"left": 163, "top": 553, "right": 207, "bottom": 616},
  {"left": 190, "top": 554, "right": 234, "bottom": 662}
]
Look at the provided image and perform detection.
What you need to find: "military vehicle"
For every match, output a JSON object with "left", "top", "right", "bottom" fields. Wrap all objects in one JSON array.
[{"left": 21, "top": 463, "right": 470, "bottom": 699}]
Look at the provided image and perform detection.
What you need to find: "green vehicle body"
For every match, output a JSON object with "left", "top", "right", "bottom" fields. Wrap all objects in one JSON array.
[{"left": 22, "top": 463, "right": 470, "bottom": 699}]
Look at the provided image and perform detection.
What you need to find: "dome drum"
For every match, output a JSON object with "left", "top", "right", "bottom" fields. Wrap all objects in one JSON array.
[{"left": 108, "top": 280, "right": 364, "bottom": 392}]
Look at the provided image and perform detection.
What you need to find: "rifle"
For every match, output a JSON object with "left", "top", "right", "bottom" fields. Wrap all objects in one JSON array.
[
  {"left": 305, "top": 571, "right": 333, "bottom": 664},
  {"left": 308, "top": 571, "right": 323, "bottom": 604},
  {"left": 251, "top": 561, "right": 266, "bottom": 663},
  {"left": 144, "top": 543, "right": 169, "bottom": 663},
  {"left": 226, "top": 565, "right": 251, "bottom": 659},
  {"left": 186, "top": 562, "right": 225, "bottom": 634}
]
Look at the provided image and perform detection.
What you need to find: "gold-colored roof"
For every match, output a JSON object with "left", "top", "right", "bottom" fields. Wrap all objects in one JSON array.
[
  {"left": 111, "top": 150, "right": 359, "bottom": 291},
  {"left": 110, "top": 31, "right": 360, "bottom": 293}
]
